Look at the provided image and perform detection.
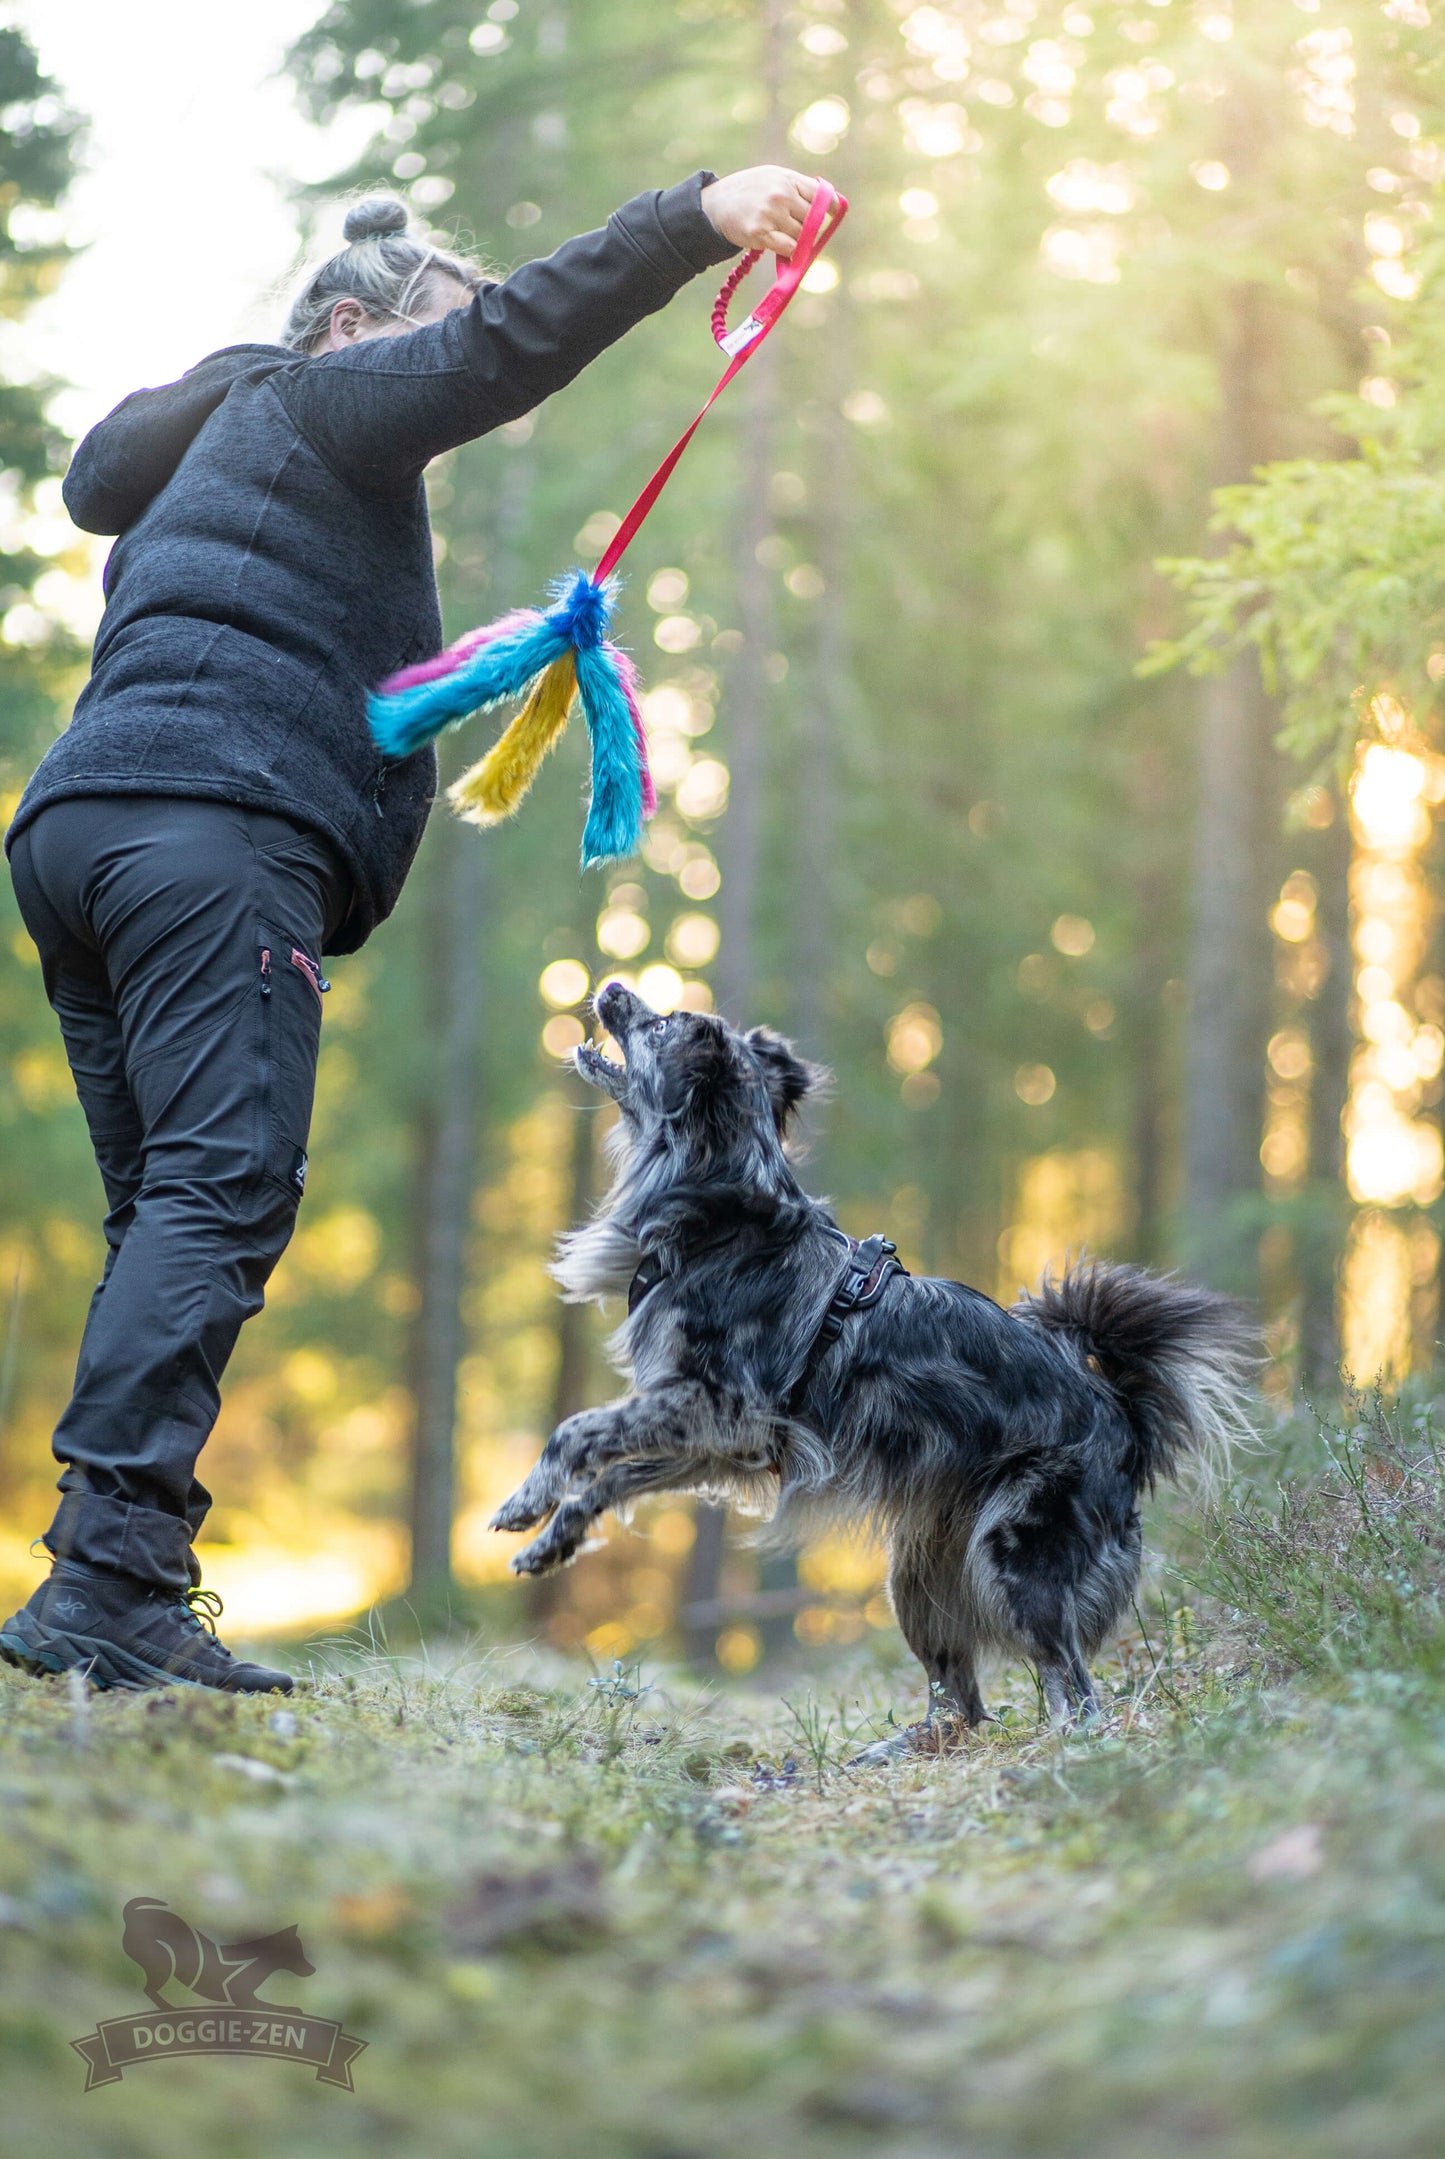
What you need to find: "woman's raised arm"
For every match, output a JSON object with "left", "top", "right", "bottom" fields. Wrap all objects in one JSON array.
[{"left": 270, "top": 174, "right": 745, "bottom": 498}]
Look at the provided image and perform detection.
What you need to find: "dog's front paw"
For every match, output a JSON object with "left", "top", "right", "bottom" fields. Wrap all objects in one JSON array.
[
  {"left": 546, "top": 1407, "right": 616, "bottom": 1470},
  {"left": 510, "top": 1501, "right": 608, "bottom": 1577},
  {"left": 510, "top": 1532, "right": 579, "bottom": 1577},
  {"left": 509, "top": 1542, "right": 560, "bottom": 1577},
  {"left": 489, "top": 1480, "right": 553, "bottom": 1535}
]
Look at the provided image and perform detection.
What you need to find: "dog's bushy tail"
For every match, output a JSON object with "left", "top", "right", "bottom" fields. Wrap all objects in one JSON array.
[{"left": 1014, "top": 1258, "right": 1257, "bottom": 1494}]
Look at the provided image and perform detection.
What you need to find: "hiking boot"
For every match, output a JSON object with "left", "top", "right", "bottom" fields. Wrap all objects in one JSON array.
[{"left": 0, "top": 1559, "right": 293, "bottom": 1695}]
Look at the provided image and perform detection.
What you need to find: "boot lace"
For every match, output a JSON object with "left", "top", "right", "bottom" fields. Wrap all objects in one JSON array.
[{"left": 179, "top": 1587, "right": 227, "bottom": 1641}]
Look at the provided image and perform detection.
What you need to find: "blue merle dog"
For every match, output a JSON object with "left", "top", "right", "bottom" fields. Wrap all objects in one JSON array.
[{"left": 492, "top": 982, "right": 1254, "bottom": 1742}]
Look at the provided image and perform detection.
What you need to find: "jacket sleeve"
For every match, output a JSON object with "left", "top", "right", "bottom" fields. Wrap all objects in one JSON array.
[
  {"left": 269, "top": 173, "right": 737, "bottom": 498},
  {"left": 61, "top": 347, "right": 288, "bottom": 535}
]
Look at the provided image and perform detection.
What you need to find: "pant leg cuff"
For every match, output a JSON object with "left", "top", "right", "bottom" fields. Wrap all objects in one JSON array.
[{"left": 44, "top": 1490, "right": 194, "bottom": 1592}]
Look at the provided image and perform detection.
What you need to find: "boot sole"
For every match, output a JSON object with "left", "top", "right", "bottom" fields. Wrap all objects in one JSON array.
[
  {"left": 0, "top": 1614, "right": 199, "bottom": 1691},
  {"left": 0, "top": 1615, "right": 290, "bottom": 1695}
]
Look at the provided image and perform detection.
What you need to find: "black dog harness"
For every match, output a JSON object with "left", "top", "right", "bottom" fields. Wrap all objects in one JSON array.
[
  {"left": 626, "top": 1229, "right": 907, "bottom": 1410},
  {"left": 784, "top": 1233, "right": 908, "bottom": 1413}
]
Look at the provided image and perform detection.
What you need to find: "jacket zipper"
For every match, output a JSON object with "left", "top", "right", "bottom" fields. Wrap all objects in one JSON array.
[{"left": 258, "top": 944, "right": 274, "bottom": 1176}]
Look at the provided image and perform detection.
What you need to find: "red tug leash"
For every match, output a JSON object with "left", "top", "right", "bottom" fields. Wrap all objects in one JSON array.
[
  {"left": 594, "top": 177, "right": 850, "bottom": 582},
  {"left": 367, "top": 177, "right": 848, "bottom": 867}
]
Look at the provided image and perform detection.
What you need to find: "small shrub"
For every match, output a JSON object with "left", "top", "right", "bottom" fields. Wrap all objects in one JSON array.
[{"left": 1193, "top": 1387, "right": 1445, "bottom": 1684}]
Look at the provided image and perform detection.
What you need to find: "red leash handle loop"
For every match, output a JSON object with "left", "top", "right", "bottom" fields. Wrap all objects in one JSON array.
[
  {"left": 711, "top": 179, "right": 848, "bottom": 355},
  {"left": 594, "top": 178, "right": 847, "bottom": 584},
  {"left": 708, "top": 179, "right": 846, "bottom": 356},
  {"left": 710, "top": 252, "right": 761, "bottom": 348}
]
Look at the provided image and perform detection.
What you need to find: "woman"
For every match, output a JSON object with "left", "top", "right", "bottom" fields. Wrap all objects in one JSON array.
[{"left": 1, "top": 163, "right": 818, "bottom": 1694}]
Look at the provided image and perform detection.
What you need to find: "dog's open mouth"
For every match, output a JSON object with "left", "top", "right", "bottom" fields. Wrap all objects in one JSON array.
[
  {"left": 572, "top": 981, "right": 649, "bottom": 1098},
  {"left": 570, "top": 988, "right": 652, "bottom": 1105},
  {"left": 574, "top": 1037, "right": 628, "bottom": 1098}
]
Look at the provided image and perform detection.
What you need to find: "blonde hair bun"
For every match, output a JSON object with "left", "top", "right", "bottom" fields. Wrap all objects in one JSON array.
[
  {"left": 343, "top": 196, "right": 410, "bottom": 243},
  {"left": 282, "top": 198, "right": 488, "bottom": 352}
]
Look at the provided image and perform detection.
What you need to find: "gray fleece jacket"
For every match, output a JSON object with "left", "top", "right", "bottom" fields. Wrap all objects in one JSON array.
[{"left": 6, "top": 175, "right": 734, "bottom": 952}]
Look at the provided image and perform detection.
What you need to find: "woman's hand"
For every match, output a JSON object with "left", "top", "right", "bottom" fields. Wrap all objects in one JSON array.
[{"left": 700, "top": 166, "right": 821, "bottom": 257}]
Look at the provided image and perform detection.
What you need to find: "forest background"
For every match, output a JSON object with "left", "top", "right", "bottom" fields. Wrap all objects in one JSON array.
[{"left": 3, "top": 0, "right": 1444, "bottom": 1666}]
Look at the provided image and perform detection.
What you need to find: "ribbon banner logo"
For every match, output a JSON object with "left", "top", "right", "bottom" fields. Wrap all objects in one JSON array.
[{"left": 72, "top": 1896, "right": 366, "bottom": 2093}]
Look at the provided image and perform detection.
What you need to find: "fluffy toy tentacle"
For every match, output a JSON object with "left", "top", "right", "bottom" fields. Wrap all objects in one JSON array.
[
  {"left": 577, "top": 641, "right": 644, "bottom": 868},
  {"left": 371, "top": 569, "right": 655, "bottom": 865},
  {"left": 447, "top": 651, "right": 579, "bottom": 826},
  {"left": 368, "top": 613, "right": 568, "bottom": 757},
  {"left": 382, "top": 610, "right": 540, "bottom": 695},
  {"left": 606, "top": 643, "right": 655, "bottom": 820}
]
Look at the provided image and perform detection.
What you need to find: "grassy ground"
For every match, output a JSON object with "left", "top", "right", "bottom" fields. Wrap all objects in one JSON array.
[{"left": 2, "top": 1392, "right": 1444, "bottom": 2159}]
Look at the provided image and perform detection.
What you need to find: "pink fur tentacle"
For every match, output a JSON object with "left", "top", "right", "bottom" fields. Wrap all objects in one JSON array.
[
  {"left": 607, "top": 643, "right": 656, "bottom": 819},
  {"left": 380, "top": 609, "right": 541, "bottom": 695}
]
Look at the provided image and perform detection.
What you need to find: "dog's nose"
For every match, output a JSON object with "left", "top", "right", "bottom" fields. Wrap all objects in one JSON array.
[{"left": 596, "top": 979, "right": 638, "bottom": 1029}]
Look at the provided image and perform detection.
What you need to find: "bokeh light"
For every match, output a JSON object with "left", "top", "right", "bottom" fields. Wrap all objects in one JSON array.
[
  {"left": 542, "top": 1013, "right": 585, "bottom": 1057},
  {"left": 791, "top": 96, "right": 850, "bottom": 155},
  {"left": 1015, "top": 1063, "right": 1058, "bottom": 1106},
  {"left": 538, "top": 958, "right": 588, "bottom": 1009},
  {"left": 665, "top": 914, "right": 719, "bottom": 969},
  {"left": 596, "top": 906, "right": 650, "bottom": 961},
  {"left": 636, "top": 964, "right": 684, "bottom": 1011},
  {"left": 674, "top": 758, "right": 729, "bottom": 820},
  {"left": 886, "top": 1003, "right": 942, "bottom": 1075},
  {"left": 1050, "top": 913, "right": 1095, "bottom": 956},
  {"left": 645, "top": 566, "right": 688, "bottom": 611}
]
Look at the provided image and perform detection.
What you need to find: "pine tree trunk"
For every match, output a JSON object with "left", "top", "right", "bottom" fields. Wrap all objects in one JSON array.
[
  {"left": 1130, "top": 743, "right": 1171, "bottom": 1265},
  {"left": 407, "top": 822, "right": 488, "bottom": 1614},
  {"left": 1300, "top": 798, "right": 1351, "bottom": 1388},
  {"left": 1184, "top": 283, "right": 1281, "bottom": 1287},
  {"left": 685, "top": 0, "right": 787, "bottom": 1664}
]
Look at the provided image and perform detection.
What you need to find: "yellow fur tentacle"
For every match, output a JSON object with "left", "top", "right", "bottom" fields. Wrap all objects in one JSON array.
[{"left": 446, "top": 651, "right": 578, "bottom": 826}]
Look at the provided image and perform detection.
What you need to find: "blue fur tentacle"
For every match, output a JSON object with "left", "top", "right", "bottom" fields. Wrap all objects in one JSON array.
[
  {"left": 368, "top": 613, "right": 569, "bottom": 757},
  {"left": 367, "top": 572, "right": 638, "bottom": 864},
  {"left": 577, "top": 640, "right": 643, "bottom": 868},
  {"left": 548, "top": 568, "right": 615, "bottom": 652},
  {"left": 547, "top": 572, "right": 643, "bottom": 865}
]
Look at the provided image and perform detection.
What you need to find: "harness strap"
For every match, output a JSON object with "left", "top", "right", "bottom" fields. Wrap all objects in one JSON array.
[
  {"left": 785, "top": 1234, "right": 907, "bottom": 1415},
  {"left": 626, "top": 1229, "right": 907, "bottom": 1417},
  {"left": 628, "top": 1252, "right": 666, "bottom": 1315}
]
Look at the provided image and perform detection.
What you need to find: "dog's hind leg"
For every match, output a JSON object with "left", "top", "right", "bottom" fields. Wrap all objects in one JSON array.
[
  {"left": 850, "top": 1538, "right": 989, "bottom": 1766},
  {"left": 1035, "top": 1649, "right": 1099, "bottom": 1729},
  {"left": 972, "top": 1482, "right": 1107, "bottom": 1729}
]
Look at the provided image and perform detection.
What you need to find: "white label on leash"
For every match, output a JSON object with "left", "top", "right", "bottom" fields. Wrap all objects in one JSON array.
[{"left": 718, "top": 313, "right": 764, "bottom": 357}]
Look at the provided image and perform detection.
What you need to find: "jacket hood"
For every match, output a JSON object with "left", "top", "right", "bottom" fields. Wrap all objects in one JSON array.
[{"left": 62, "top": 343, "right": 293, "bottom": 537}]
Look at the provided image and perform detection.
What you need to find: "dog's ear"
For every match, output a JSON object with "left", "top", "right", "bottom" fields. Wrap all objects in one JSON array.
[
  {"left": 746, "top": 1027, "right": 824, "bottom": 1134},
  {"left": 675, "top": 1015, "right": 740, "bottom": 1112}
]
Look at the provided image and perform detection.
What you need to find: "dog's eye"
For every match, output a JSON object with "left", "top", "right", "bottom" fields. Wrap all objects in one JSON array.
[{"left": 652, "top": 1017, "right": 671, "bottom": 1037}]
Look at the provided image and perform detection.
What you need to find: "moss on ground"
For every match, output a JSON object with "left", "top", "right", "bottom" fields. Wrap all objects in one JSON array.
[{"left": 2, "top": 1391, "right": 1444, "bottom": 2157}]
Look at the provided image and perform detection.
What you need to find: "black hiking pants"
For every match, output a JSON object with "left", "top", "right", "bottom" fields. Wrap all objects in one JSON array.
[{"left": 8, "top": 796, "right": 350, "bottom": 1592}]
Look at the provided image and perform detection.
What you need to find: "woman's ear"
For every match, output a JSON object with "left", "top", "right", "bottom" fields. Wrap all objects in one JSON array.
[
  {"left": 746, "top": 1027, "right": 827, "bottom": 1134},
  {"left": 326, "top": 297, "right": 370, "bottom": 350}
]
